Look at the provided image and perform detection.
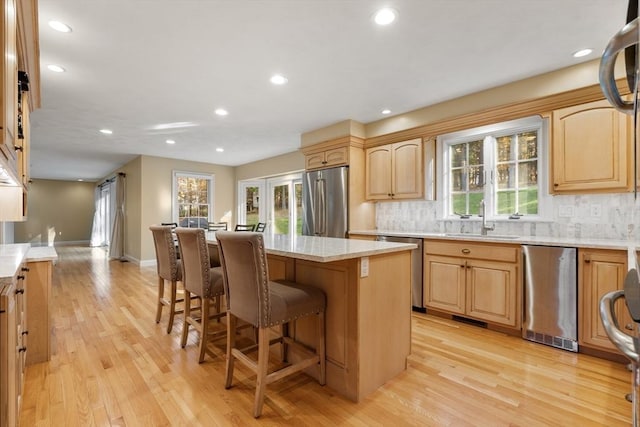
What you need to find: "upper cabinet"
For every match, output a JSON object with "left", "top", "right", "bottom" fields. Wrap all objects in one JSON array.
[
  {"left": 1, "top": 0, "right": 18, "bottom": 172},
  {"left": 0, "top": 0, "right": 38, "bottom": 220},
  {"left": 304, "top": 145, "right": 348, "bottom": 170},
  {"left": 551, "top": 99, "right": 632, "bottom": 194},
  {"left": 365, "top": 138, "right": 423, "bottom": 200}
]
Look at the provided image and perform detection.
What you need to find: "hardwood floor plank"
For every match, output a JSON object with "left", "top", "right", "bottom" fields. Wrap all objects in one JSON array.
[{"left": 19, "top": 246, "right": 633, "bottom": 426}]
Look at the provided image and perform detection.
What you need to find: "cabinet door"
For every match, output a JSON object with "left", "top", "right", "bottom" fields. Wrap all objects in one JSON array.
[
  {"left": 323, "top": 146, "right": 348, "bottom": 167},
  {"left": 391, "top": 139, "right": 423, "bottom": 199},
  {"left": 1, "top": 0, "right": 18, "bottom": 166},
  {"left": 579, "top": 249, "right": 629, "bottom": 352},
  {"left": 424, "top": 255, "right": 465, "bottom": 314},
  {"left": 466, "top": 260, "right": 518, "bottom": 326},
  {"left": 305, "top": 152, "right": 326, "bottom": 170},
  {"left": 365, "top": 145, "right": 392, "bottom": 200},
  {"left": 552, "top": 100, "right": 631, "bottom": 193}
]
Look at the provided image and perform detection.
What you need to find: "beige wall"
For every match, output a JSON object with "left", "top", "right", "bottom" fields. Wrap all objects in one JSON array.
[
  {"left": 13, "top": 179, "right": 95, "bottom": 245},
  {"left": 235, "top": 151, "right": 304, "bottom": 181},
  {"left": 101, "top": 155, "right": 235, "bottom": 263}
]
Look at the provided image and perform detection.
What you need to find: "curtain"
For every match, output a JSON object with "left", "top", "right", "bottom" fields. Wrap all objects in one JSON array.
[{"left": 109, "top": 173, "right": 126, "bottom": 259}]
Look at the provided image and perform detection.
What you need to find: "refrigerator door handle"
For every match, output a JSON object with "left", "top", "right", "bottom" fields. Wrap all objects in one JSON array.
[{"left": 317, "top": 178, "right": 326, "bottom": 235}]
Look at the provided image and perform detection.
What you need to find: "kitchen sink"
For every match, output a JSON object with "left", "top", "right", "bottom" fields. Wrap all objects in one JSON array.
[{"left": 444, "top": 233, "right": 520, "bottom": 240}]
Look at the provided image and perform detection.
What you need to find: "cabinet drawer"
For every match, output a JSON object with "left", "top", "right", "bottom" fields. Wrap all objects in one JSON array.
[{"left": 425, "top": 240, "right": 518, "bottom": 263}]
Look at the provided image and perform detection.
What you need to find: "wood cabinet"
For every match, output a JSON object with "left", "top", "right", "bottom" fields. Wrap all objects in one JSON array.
[
  {"left": 552, "top": 100, "right": 632, "bottom": 194},
  {"left": 424, "top": 240, "right": 521, "bottom": 328},
  {"left": 301, "top": 136, "right": 375, "bottom": 231},
  {"left": 25, "top": 260, "right": 52, "bottom": 365},
  {"left": 578, "top": 248, "right": 630, "bottom": 353},
  {"left": 304, "top": 145, "right": 348, "bottom": 170},
  {"left": 365, "top": 138, "right": 423, "bottom": 200},
  {"left": 0, "top": 262, "right": 27, "bottom": 427},
  {"left": 1, "top": 0, "right": 18, "bottom": 172}
]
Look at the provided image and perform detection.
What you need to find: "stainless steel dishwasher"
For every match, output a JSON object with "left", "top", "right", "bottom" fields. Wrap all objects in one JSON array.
[
  {"left": 522, "top": 245, "right": 578, "bottom": 352},
  {"left": 376, "top": 235, "right": 424, "bottom": 311}
]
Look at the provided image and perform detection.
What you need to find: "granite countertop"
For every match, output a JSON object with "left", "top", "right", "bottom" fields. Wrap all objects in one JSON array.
[
  {"left": 349, "top": 229, "right": 637, "bottom": 251},
  {"left": 206, "top": 232, "right": 417, "bottom": 263}
]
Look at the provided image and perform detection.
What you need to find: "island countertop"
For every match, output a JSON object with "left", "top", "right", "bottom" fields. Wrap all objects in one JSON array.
[{"left": 206, "top": 232, "right": 417, "bottom": 263}]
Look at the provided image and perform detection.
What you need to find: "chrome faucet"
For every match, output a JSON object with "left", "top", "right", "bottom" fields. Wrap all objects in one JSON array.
[{"left": 480, "top": 199, "right": 495, "bottom": 236}]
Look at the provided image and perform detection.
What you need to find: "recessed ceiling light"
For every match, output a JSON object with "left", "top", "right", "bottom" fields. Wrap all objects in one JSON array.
[
  {"left": 216, "top": 147, "right": 224, "bottom": 153},
  {"left": 48, "top": 20, "right": 72, "bottom": 33},
  {"left": 381, "top": 109, "right": 391, "bottom": 115},
  {"left": 166, "top": 139, "right": 176, "bottom": 144},
  {"left": 573, "top": 48, "right": 593, "bottom": 58},
  {"left": 47, "top": 64, "right": 65, "bottom": 73},
  {"left": 374, "top": 8, "right": 397, "bottom": 26},
  {"left": 99, "top": 129, "right": 112, "bottom": 135},
  {"left": 77, "top": 179, "right": 83, "bottom": 182},
  {"left": 270, "top": 74, "right": 288, "bottom": 85},
  {"left": 215, "top": 108, "right": 228, "bottom": 116}
]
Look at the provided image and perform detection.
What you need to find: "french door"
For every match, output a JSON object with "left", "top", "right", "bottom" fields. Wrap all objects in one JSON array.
[{"left": 267, "top": 175, "right": 302, "bottom": 236}]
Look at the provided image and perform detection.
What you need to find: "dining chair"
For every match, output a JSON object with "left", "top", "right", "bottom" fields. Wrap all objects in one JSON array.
[
  {"left": 161, "top": 222, "right": 178, "bottom": 229},
  {"left": 254, "top": 222, "right": 266, "bottom": 232},
  {"left": 234, "top": 224, "right": 256, "bottom": 231},
  {"left": 149, "top": 225, "right": 183, "bottom": 334},
  {"left": 208, "top": 222, "right": 228, "bottom": 231},
  {"left": 175, "top": 227, "right": 227, "bottom": 362},
  {"left": 216, "top": 231, "right": 326, "bottom": 418}
]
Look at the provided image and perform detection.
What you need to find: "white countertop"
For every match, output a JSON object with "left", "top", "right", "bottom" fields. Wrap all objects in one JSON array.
[
  {"left": 206, "top": 232, "right": 417, "bottom": 263},
  {"left": 0, "top": 243, "right": 30, "bottom": 281},
  {"left": 27, "top": 246, "right": 59, "bottom": 263},
  {"left": 349, "top": 229, "right": 637, "bottom": 251},
  {"left": 0, "top": 244, "right": 58, "bottom": 282}
]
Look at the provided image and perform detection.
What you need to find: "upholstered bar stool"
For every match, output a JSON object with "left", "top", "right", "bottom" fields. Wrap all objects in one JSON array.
[
  {"left": 216, "top": 231, "right": 326, "bottom": 418},
  {"left": 175, "top": 227, "right": 227, "bottom": 362},
  {"left": 149, "top": 225, "right": 183, "bottom": 333}
]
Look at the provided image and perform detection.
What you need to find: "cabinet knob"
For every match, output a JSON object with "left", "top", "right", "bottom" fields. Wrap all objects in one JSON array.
[
  {"left": 461, "top": 249, "right": 471, "bottom": 255},
  {"left": 14, "top": 145, "right": 23, "bottom": 152},
  {"left": 22, "top": 330, "right": 28, "bottom": 336},
  {"left": 18, "top": 347, "right": 27, "bottom": 353},
  {"left": 584, "top": 256, "right": 591, "bottom": 264},
  {"left": 21, "top": 267, "right": 29, "bottom": 272},
  {"left": 17, "top": 275, "right": 25, "bottom": 280},
  {"left": 554, "top": 183, "right": 559, "bottom": 187},
  {"left": 626, "top": 324, "right": 634, "bottom": 331},
  {"left": 15, "top": 289, "right": 24, "bottom": 295},
  {"left": 460, "top": 264, "right": 465, "bottom": 268}
]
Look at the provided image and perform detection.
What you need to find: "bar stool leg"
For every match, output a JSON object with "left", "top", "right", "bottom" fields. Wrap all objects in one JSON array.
[{"left": 156, "top": 277, "right": 165, "bottom": 323}]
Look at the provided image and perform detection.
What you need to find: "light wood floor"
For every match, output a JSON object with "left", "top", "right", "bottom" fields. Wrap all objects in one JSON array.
[{"left": 20, "top": 246, "right": 632, "bottom": 426}]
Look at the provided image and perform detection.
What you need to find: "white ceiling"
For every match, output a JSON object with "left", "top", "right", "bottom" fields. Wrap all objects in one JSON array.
[{"left": 31, "top": 0, "right": 628, "bottom": 181}]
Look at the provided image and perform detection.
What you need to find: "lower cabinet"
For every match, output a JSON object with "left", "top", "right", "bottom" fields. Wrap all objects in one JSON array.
[
  {"left": 424, "top": 240, "right": 521, "bottom": 328},
  {"left": 578, "top": 248, "right": 630, "bottom": 353},
  {"left": 0, "top": 263, "right": 27, "bottom": 427}
]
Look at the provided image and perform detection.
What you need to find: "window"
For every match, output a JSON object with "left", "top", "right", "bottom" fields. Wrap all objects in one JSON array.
[
  {"left": 172, "top": 171, "right": 214, "bottom": 228},
  {"left": 439, "top": 116, "right": 548, "bottom": 219}
]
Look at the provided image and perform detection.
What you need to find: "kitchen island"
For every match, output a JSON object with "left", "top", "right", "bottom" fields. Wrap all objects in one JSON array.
[{"left": 206, "top": 233, "right": 416, "bottom": 402}]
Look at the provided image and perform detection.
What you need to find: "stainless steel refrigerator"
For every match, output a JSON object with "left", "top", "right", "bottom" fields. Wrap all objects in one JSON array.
[{"left": 302, "top": 166, "right": 348, "bottom": 238}]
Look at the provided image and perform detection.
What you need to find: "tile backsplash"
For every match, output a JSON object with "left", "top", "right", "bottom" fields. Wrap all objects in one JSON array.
[{"left": 375, "top": 193, "right": 640, "bottom": 241}]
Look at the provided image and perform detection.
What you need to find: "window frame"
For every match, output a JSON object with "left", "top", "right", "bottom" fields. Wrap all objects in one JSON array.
[
  {"left": 437, "top": 115, "right": 550, "bottom": 221},
  {"left": 172, "top": 170, "right": 215, "bottom": 228}
]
